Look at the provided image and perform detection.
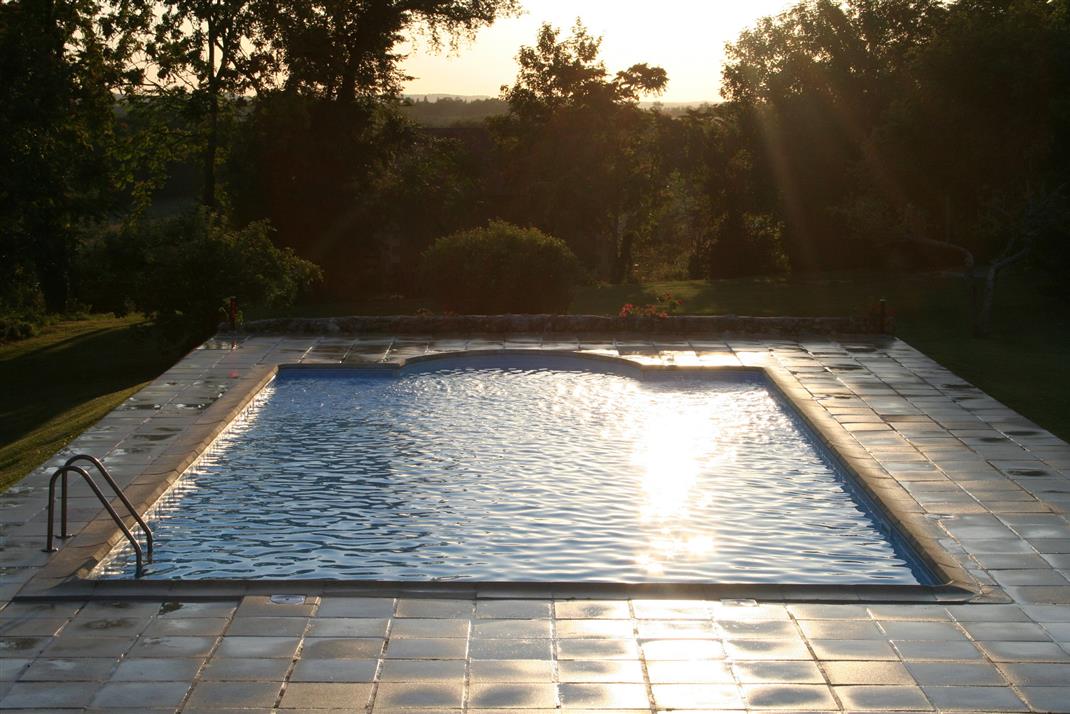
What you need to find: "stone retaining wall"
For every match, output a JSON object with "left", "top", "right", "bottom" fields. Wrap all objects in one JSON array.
[{"left": 240, "top": 314, "right": 890, "bottom": 336}]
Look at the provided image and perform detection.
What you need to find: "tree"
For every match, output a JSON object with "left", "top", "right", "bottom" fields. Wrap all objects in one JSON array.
[
  {"left": 264, "top": 0, "right": 520, "bottom": 101},
  {"left": 0, "top": 0, "right": 142, "bottom": 312},
  {"left": 721, "top": 0, "right": 945, "bottom": 271},
  {"left": 138, "top": 0, "right": 279, "bottom": 208},
  {"left": 492, "top": 21, "right": 667, "bottom": 280},
  {"left": 876, "top": 0, "right": 1070, "bottom": 334}
]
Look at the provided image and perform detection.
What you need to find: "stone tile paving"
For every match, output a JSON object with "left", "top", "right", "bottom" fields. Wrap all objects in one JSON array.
[{"left": 2, "top": 333, "right": 1070, "bottom": 711}]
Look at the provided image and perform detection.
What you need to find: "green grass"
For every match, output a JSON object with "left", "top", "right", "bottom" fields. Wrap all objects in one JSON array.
[
  {"left": 4, "top": 269, "right": 1066, "bottom": 491},
  {"left": 570, "top": 271, "right": 1070, "bottom": 442},
  {"left": 0, "top": 315, "right": 193, "bottom": 491}
]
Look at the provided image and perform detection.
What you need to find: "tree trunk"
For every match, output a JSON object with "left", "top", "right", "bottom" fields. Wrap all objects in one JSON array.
[
  {"left": 203, "top": 17, "right": 218, "bottom": 208},
  {"left": 613, "top": 231, "right": 635, "bottom": 284}
]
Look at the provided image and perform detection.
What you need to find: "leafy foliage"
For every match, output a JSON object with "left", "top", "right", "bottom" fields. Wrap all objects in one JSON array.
[
  {"left": 420, "top": 221, "right": 580, "bottom": 313},
  {"left": 78, "top": 210, "right": 321, "bottom": 329},
  {"left": 492, "top": 21, "right": 668, "bottom": 280}
]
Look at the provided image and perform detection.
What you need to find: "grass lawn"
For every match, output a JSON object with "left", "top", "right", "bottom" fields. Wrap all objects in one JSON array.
[
  {"left": 3, "top": 269, "right": 1066, "bottom": 492},
  {"left": 0, "top": 315, "right": 193, "bottom": 491},
  {"left": 571, "top": 270, "right": 1070, "bottom": 442}
]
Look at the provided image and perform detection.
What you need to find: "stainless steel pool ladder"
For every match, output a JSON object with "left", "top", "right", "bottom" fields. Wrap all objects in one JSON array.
[{"left": 44, "top": 455, "right": 153, "bottom": 577}]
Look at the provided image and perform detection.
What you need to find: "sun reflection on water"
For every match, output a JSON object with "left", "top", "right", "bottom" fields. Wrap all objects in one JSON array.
[{"left": 632, "top": 396, "right": 738, "bottom": 574}]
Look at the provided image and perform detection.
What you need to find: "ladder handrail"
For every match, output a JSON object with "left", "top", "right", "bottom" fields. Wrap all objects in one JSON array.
[
  {"left": 62, "top": 454, "right": 153, "bottom": 558},
  {"left": 45, "top": 465, "right": 147, "bottom": 577}
]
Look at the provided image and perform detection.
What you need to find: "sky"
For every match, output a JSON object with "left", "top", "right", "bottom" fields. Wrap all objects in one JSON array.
[{"left": 400, "top": 0, "right": 796, "bottom": 104}]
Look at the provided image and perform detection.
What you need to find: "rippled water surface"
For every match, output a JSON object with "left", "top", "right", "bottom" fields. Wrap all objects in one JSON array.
[{"left": 97, "top": 355, "right": 928, "bottom": 583}]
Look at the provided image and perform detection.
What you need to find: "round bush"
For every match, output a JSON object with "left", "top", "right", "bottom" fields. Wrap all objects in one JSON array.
[{"left": 420, "top": 221, "right": 580, "bottom": 313}]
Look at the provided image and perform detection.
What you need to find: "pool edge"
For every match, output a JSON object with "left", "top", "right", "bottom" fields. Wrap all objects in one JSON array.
[{"left": 18, "top": 348, "right": 989, "bottom": 603}]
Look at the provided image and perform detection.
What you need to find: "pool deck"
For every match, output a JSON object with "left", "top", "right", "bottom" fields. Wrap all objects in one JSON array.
[{"left": 2, "top": 333, "right": 1070, "bottom": 712}]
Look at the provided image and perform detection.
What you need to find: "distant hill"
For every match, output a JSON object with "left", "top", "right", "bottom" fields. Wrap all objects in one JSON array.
[
  {"left": 401, "top": 96, "right": 507, "bottom": 127},
  {"left": 400, "top": 94, "right": 717, "bottom": 127}
]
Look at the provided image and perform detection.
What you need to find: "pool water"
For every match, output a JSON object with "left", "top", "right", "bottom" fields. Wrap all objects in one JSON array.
[{"left": 96, "top": 354, "right": 931, "bottom": 583}]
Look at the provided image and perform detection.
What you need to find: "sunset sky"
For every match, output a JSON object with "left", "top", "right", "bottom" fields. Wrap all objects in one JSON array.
[{"left": 400, "top": 0, "right": 796, "bottom": 104}]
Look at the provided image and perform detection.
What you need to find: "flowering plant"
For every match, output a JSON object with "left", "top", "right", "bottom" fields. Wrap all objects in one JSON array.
[{"left": 618, "top": 292, "right": 683, "bottom": 319}]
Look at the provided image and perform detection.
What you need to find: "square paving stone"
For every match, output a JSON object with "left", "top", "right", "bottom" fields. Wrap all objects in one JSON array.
[
  {"left": 475, "top": 600, "right": 551, "bottom": 620},
  {"left": 640, "top": 620, "right": 725, "bottom": 641},
  {"left": 469, "top": 682, "right": 558, "bottom": 708},
  {"left": 0, "top": 617, "right": 68, "bottom": 637},
  {"left": 799, "top": 620, "right": 885, "bottom": 640},
  {"left": 561, "top": 660, "right": 647, "bottom": 683},
  {"left": 468, "top": 659, "right": 555, "bottom": 682},
  {"left": 808, "top": 639, "right": 899, "bottom": 661},
  {"left": 631, "top": 600, "right": 711, "bottom": 620},
  {"left": 865, "top": 605, "right": 951, "bottom": 621},
  {"left": 390, "top": 619, "right": 470, "bottom": 639},
  {"left": 473, "top": 618, "right": 555, "bottom": 640},
  {"left": 279, "top": 681, "right": 373, "bottom": 709},
  {"left": 19, "top": 656, "right": 116, "bottom": 681},
  {"left": 226, "top": 616, "right": 309, "bottom": 637},
  {"left": 557, "top": 639, "right": 640, "bottom": 660},
  {"left": 905, "top": 662, "right": 1006, "bottom": 686},
  {"left": 90, "top": 680, "right": 191, "bottom": 709},
  {"left": 45, "top": 635, "right": 135, "bottom": 657},
  {"left": 235, "top": 595, "right": 318, "bottom": 618},
  {"left": 302, "top": 637, "right": 385, "bottom": 660},
  {"left": 374, "top": 682, "right": 464, "bottom": 708},
  {"left": 740, "top": 683, "right": 837, "bottom": 710},
  {"left": 0, "top": 681, "right": 100, "bottom": 708},
  {"left": 789, "top": 604, "right": 871, "bottom": 620},
  {"left": 723, "top": 638, "right": 808, "bottom": 660},
  {"left": 127, "top": 635, "right": 216, "bottom": 658},
  {"left": 1018, "top": 685, "right": 1070, "bottom": 713},
  {"left": 642, "top": 639, "right": 725, "bottom": 660},
  {"left": 316, "top": 597, "right": 395, "bottom": 618},
  {"left": 920, "top": 684, "right": 1028, "bottom": 711},
  {"left": 960, "top": 622, "right": 1052, "bottom": 641},
  {"left": 67, "top": 616, "right": 151, "bottom": 637},
  {"left": 142, "top": 617, "right": 230, "bottom": 637},
  {"left": 79, "top": 601, "right": 162, "bottom": 619},
  {"left": 559, "top": 620, "right": 635, "bottom": 640},
  {"left": 469, "top": 638, "right": 551, "bottom": 660},
  {"left": 110, "top": 656, "right": 203, "bottom": 681},
  {"left": 977, "top": 640, "right": 1070, "bottom": 662},
  {"left": 833, "top": 684, "right": 933, "bottom": 711},
  {"left": 186, "top": 680, "right": 282, "bottom": 708},
  {"left": 379, "top": 659, "right": 466, "bottom": 682},
  {"left": 555, "top": 601, "right": 631, "bottom": 620},
  {"left": 876, "top": 621, "right": 966, "bottom": 640},
  {"left": 651, "top": 683, "right": 743, "bottom": 709},
  {"left": 386, "top": 638, "right": 468, "bottom": 659},
  {"left": 0, "top": 658, "right": 29, "bottom": 680},
  {"left": 0, "top": 602, "right": 81, "bottom": 620},
  {"left": 395, "top": 600, "right": 474, "bottom": 619},
  {"left": 558, "top": 683, "right": 650, "bottom": 709},
  {"left": 945, "top": 605, "right": 1029, "bottom": 622},
  {"left": 730, "top": 660, "right": 824, "bottom": 684},
  {"left": 215, "top": 635, "right": 300, "bottom": 658},
  {"left": 822, "top": 661, "right": 915, "bottom": 685},
  {"left": 892, "top": 640, "right": 984, "bottom": 661},
  {"left": 156, "top": 601, "right": 237, "bottom": 619},
  {"left": 290, "top": 658, "right": 378, "bottom": 683},
  {"left": 307, "top": 618, "right": 389, "bottom": 638},
  {"left": 997, "top": 662, "right": 1070, "bottom": 685},
  {"left": 202, "top": 656, "right": 295, "bottom": 681},
  {"left": 717, "top": 620, "right": 797, "bottom": 639}
]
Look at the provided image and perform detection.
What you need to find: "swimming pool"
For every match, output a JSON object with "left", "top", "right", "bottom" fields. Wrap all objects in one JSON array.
[{"left": 95, "top": 353, "right": 933, "bottom": 584}]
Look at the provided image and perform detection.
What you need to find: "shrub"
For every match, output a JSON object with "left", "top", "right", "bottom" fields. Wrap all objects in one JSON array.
[
  {"left": 420, "top": 220, "right": 580, "bottom": 313},
  {"left": 78, "top": 210, "right": 322, "bottom": 329}
]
